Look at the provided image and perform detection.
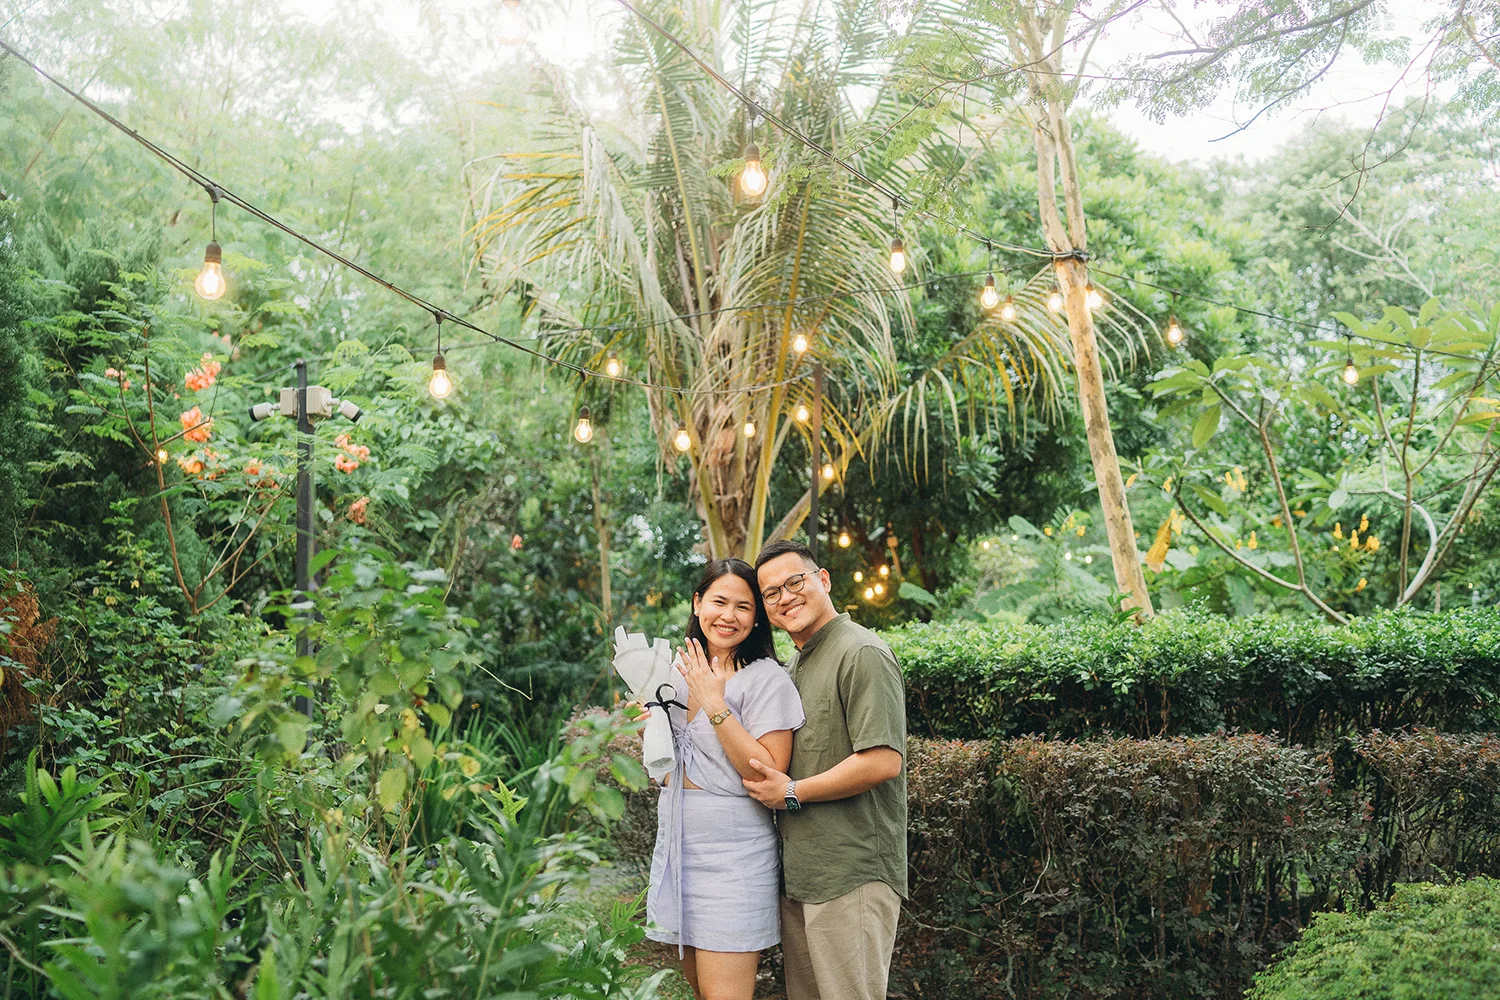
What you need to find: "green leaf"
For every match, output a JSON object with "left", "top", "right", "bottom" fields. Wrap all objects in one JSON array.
[
  {"left": 377, "top": 767, "right": 408, "bottom": 810},
  {"left": 898, "top": 581, "right": 939, "bottom": 607},
  {"left": 423, "top": 702, "right": 451, "bottom": 728},
  {"left": 1192, "top": 405, "right": 1222, "bottom": 449},
  {"left": 1328, "top": 488, "right": 1349, "bottom": 510},
  {"left": 1190, "top": 483, "right": 1230, "bottom": 517}
]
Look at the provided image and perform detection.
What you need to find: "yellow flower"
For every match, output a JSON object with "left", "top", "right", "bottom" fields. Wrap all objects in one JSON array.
[
  {"left": 1359, "top": 515, "right": 1370, "bottom": 533},
  {"left": 1350, "top": 531, "right": 1359, "bottom": 549},
  {"left": 1294, "top": 508, "right": 1307, "bottom": 518},
  {"left": 1076, "top": 526, "right": 1086, "bottom": 537},
  {"left": 1333, "top": 523, "right": 1343, "bottom": 539},
  {"left": 1163, "top": 476, "right": 1174, "bottom": 493},
  {"left": 1235, "top": 538, "right": 1244, "bottom": 550},
  {"left": 1248, "top": 531, "right": 1258, "bottom": 550},
  {"left": 1044, "top": 526, "right": 1053, "bottom": 536},
  {"left": 1366, "top": 535, "right": 1380, "bottom": 552},
  {"left": 1145, "top": 512, "right": 1175, "bottom": 573},
  {"left": 1126, "top": 472, "right": 1139, "bottom": 488},
  {"left": 1271, "top": 516, "right": 1282, "bottom": 528},
  {"left": 1356, "top": 577, "right": 1367, "bottom": 592}
]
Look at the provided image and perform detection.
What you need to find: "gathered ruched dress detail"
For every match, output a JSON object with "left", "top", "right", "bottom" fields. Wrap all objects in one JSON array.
[{"left": 645, "top": 657, "right": 805, "bottom": 953}]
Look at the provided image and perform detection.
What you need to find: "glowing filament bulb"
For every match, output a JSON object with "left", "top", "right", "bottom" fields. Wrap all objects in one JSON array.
[
  {"left": 740, "top": 144, "right": 767, "bottom": 197},
  {"left": 795, "top": 404, "right": 810, "bottom": 423},
  {"left": 1085, "top": 284, "right": 1104, "bottom": 310},
  {"left": 981, "top": 540, "right": 991, "bottom": 550},
  {"left": 792, "top": 333, "right": 809, "bottom": 355},
  {"left": 195, "top": 241, "right": 225, "bottom": 300},
  {"left": 1165, "top": 315, "right": 1184, "bottom": 346},
  {"left": 573, "top": 407, "right": 593, "bottom": 444},
  {"left": 673, "top": 427, "right": 692, "bottom": 452},
  {"left": 604, "top": 357, "right": 622, "bottom": 378},
  {"left": 743, "top": 420, "right": 756, "bottom": 438},
  {"left": 428, "top": 354, "right": 453, "bottom": 400},
  {"left": 999, "top": 296, "right": 1017, "bottom": 322},
  {"left": 854, "top": 570, "right": 864, "bottom": 582},
  {"left": 980, "top": 274, "right": 1000, "bottom": 310},
  {"left": 873, "top": 582, "right": 886, "bottom": 596},
  {"left": 498, "top": 0, "right": 526, "bottom": 45},
  {"left": 878, "top": 564, "right": 889, "bottom": 578},
  {"left": 1047, "top": 286, "right": 1064, "bottom": 313},
  {"left": 1342, "top": 359, "right": 1359, "bottom": 385},
  {"left": 1064, "top": 550, "right": 1073, "bottom": 561},
  {"left": 888, "top": 237, "right": 907, "bottom": 274},
  {"left": 864, "top": 586, "right": 875, "bottom": 600},
  {"left": 156, "top": 448, "right": 169, "bottom": 465},
  {"left": 821, "top": 463, "right": 835, "bottom": 481},
  {"left": 838, "top": 531, "right": 851, "bottom": 548}
]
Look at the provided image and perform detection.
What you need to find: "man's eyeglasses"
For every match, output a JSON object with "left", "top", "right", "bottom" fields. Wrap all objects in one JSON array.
[{"left": 761, "top": 571, "right": 815, "bottom": 605}]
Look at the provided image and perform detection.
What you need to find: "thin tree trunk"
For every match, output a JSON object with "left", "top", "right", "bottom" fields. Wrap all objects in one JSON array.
[{"left": 589, "top": 436, "right": 612, "bottom": 625}]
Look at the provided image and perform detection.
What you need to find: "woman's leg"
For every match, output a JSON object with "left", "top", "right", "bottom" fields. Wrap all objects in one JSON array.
[
  {"left": 691, "top": 949, "right": 760, "bottom": 1000},
  {"left": 679, "top": 946, "right": 700, "bottom": 998}
]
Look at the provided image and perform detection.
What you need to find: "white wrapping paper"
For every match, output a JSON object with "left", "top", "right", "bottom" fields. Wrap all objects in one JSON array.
[{"left": 611, "top": 625, "right": 678, "bottom": 782}]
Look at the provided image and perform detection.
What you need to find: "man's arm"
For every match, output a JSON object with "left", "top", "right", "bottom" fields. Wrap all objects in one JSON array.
[{"left": 743, "top": 747, "right": 901, "bottom": 809}]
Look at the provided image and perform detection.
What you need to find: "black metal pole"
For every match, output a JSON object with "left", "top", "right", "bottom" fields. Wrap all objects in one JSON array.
[
  {"left": 294, "top": 359, "right": 314, "bottom": 718},
  {"left": 809, "top": 362, "right": 823, "bottom": 564}
]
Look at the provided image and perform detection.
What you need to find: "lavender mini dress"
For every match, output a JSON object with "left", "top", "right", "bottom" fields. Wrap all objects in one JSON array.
[{"left": 646, "top": 656, "right": 805, "bottom": 953}]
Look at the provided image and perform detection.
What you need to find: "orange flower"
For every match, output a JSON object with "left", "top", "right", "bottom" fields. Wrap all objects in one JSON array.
[
  {"left": 185, "top": 353, "right": 222, "bottom": 392},
  {"left": 244, "top": 459, "right": 263, "bottom": 477},
  {"left": 511, "top": 534, "right": 523, "bottom": 550},
  {"left": 334, "top": 433, "right": 371, "bottom": 463},
  {"left": 180, "top": 406, "right": 212, "bottom": 443},
  {"left": 176, "top": 453, "right": 204, "bottom": 475},
  {"left": 349, "top": 495, "right": 370, "bottom": 525},
  {"left": 334, "top": 453, "right": 359, "bottom": 473}
]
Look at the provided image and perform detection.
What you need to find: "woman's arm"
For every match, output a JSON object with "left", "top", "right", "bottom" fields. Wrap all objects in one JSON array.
[{"left": 678, "top": 640, "right": 794, "bottom": 780}]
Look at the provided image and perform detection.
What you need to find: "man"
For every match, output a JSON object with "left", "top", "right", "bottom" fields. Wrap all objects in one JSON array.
[{"left": 744, "top": 540, "right": 907, "bottom": 1000}]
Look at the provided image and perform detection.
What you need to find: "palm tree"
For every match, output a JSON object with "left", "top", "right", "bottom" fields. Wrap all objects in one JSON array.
[{"left": 470, "top": 0, "right": 1140, "bottom": 562}]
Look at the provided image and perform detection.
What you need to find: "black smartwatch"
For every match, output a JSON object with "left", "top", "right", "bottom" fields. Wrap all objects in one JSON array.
[{"left": 784, "top": 779, "right": 801, "bottom": 811}]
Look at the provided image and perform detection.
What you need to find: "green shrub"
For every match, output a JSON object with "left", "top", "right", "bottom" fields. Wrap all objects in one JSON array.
[
  {"left": 887, "top": 607, "right": 1500, "bottom": 743},
  {"left": 1247, "top": 878, "right": 1500, "bottom": 1000}
]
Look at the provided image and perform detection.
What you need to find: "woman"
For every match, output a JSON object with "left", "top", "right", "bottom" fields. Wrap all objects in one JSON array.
[{"left": 640, "top": 558, "right": 804, "bottom": 1000}]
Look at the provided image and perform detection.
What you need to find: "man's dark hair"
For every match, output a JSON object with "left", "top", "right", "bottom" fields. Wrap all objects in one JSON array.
[{"left": 754, "top": 539, "right": 818, "bottom": 571}]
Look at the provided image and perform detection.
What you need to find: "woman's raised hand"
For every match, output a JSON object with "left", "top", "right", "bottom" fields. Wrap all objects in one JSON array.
[{"left": 679, "top": 637, "right": 730, "bottom": 712}]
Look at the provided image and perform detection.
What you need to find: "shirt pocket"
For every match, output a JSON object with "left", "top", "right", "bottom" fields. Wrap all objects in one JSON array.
[{"left": 793, "top": 692, "right": 831, "bottom": 756}]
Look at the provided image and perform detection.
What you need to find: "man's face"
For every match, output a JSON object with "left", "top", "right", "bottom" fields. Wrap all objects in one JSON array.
[{"left": 756, "top": 553, "right": 829, "bottom": 635}]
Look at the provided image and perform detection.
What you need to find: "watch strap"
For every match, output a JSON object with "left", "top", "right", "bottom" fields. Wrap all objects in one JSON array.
[{"left": 708, "top": 707, "right": 733, "bottom": 726}]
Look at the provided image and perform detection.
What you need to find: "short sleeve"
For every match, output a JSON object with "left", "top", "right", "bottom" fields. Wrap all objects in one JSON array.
[
  {"left": 840, "top": 642, "right": 907, "bottom": 758},
  {"left": 730, "top": 659, "right": 806, "bottom": 738}
]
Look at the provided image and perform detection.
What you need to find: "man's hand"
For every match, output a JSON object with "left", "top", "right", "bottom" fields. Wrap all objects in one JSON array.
[{"left": 743, "top": 758, "right": 791, "bottom": 810}]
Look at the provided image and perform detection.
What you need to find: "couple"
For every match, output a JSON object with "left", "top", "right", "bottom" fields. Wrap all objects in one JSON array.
[{"left": 638, "top": 540, "right": 907, "bottom": 1000}]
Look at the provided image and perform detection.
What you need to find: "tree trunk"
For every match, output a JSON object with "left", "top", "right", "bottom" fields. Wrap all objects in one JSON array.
[
  {"left": 589, "top": 436, "right": 613, "bottom": 625},
  {"left": 1017, "top": 7, "right": 1153, "bottom": 616}
]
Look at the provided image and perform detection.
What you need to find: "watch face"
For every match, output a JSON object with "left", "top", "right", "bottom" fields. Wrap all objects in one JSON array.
[{"left": 783, "top": 797, "right": 800, "bottom": 811}]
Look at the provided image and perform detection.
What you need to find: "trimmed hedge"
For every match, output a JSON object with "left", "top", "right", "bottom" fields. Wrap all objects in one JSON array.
[
  {"left": 604, "top": 727, "right": 1500, "bottom": 999},
  {"left": 1247, "top": 878, "right": 1500, "bottom": 999},
  {"left": 887, "top": 608, "right": 1500, "bottom": 743}
]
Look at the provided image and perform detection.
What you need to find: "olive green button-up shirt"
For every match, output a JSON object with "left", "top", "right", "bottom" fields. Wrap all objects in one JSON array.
[{"left": 780, "top": 613, "right": 908, "bottom": 904}]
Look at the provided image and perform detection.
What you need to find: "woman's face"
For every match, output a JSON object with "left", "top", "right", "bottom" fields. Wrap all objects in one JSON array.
[{"left": 693, "top": 573, "right": 758, "bottom": 652}]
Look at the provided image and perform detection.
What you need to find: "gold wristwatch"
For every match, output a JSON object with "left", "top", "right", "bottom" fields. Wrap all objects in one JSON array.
[{"left": 708, "top": 707, "right": 733, "bottom": 726}]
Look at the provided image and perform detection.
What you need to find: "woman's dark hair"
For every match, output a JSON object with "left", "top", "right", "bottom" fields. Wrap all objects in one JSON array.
[{"left": 685, "top": 558, "right": 779, "bottom": 668}]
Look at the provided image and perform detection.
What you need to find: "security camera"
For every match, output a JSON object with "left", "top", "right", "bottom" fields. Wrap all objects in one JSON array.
[
  {"left": 335, "top": 399, "right": 362, "bottom": 423},
  {"left": 249, "top": 402, "right": 278, "bottom": 422}
]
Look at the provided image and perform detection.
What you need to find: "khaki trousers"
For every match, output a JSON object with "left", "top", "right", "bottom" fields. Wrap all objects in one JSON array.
[{"left": 780, "top": 881, "right": 900, "bottom": 1000}]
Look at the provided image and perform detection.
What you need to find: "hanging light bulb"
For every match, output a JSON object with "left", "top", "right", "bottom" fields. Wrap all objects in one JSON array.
[
  {"left": 864, "top": 586, "right": 875, "bottom": 600},
  {"left": 673, "top": 427, "right": 692, "bottom": 452},
  {"left": 156, "top": 448, "right": 169, "bottom": 465},
  {"left": 874, "top": 582, "right": 886, "bottom": 596},
  {"left": 838, "top": 531, "right": 852, "bottom": 548},
  {"left": 821, "top": 463, "right": 835, "bottom": 481},
  {"left": 980, "top": 274, "right": 1000, "bottom": 310},
  {"left": 195, "top": 187, "right": 226, "bottom": 301},
  {"left": 428, "top": 354, "right": 453, "bottom": 400},
  {"left": 981, "top": 540, "right": 991, "bottom": 550},
  {"left": 792, "top": 333, "right": 809, "bottom": 355},
  {"left": 795, "top": 404, "right": 810, "bottom": 423},
  {"left": 854, "top": 570, "right": 864, "bottom": 582},
  {"left": 878, "top": 564, "right": 889, "bottom": 578},
  {"left": 1011, "top": 532, "right": 1019, "bottom": 542},
  {"left": 1085, "top": 283, "right": 1104, "bottom": 310},
  {"left": 740, "top": 143, "right": 768, "bottom": 197},
  {"left": 605, "top": 357, "right": 622, "bottom": 378},
  {"left": 573, "top": 406, "right": 594, "bottom": 444},
  {"left": 1165, "top": 315, "right": 1185, "bottom": 346},
  {"left": 1047, "top": 285, "right": 1064, "bottom": 313},
  {"left": 497, "top": 0, "right": 526, "bottom": 45},
  {"left": 195, "top": 241, "right": 226, "bottom": 300},
  {"left": 999, "top": 295, "right": 1017, "bottom": 322},
  {"left": 888, "top": 237, "right": 907, "bottom": 274},
  {"left": 1342, "top": 357, "right": 1360, "bottom": 386},
  {"left": 743, "top": 419, "right": 756, "bottom": 438}
]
